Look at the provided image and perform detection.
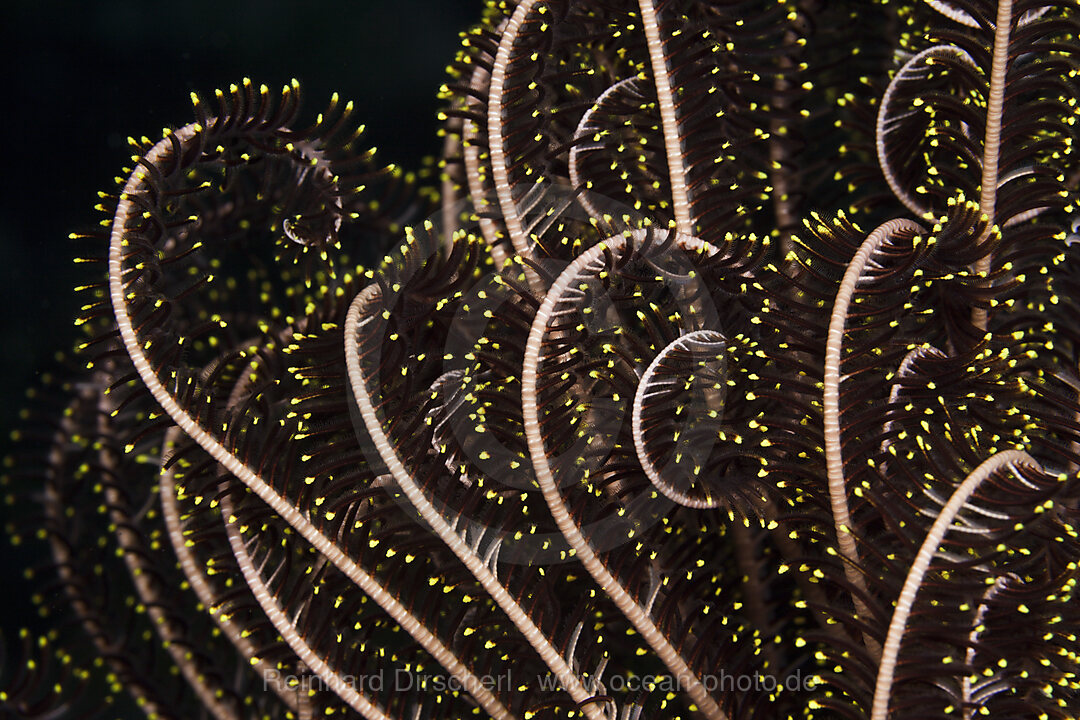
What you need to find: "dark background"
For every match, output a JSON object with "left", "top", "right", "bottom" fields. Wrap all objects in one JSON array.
[{"left": 0, "top": 0, "right": 478, "bottom": 668}]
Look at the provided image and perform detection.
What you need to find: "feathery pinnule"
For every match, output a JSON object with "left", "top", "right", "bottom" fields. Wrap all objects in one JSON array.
[{"left": 3, "top": 2, "right": 1079, "bottom": 719}]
